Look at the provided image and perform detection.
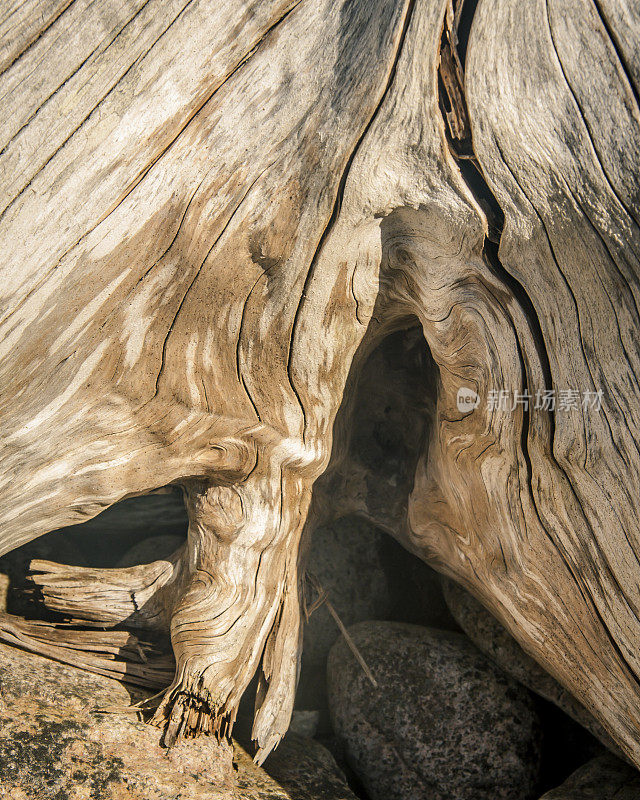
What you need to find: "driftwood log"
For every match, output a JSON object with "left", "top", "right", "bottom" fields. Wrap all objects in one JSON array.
[{"left": 2, "top": 0, "right": 640, "bottom": 768}]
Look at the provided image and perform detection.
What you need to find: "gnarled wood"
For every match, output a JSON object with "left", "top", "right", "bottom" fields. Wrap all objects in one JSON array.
[{"left": 2, "top": 0, "right": 640, "bottom": 769}]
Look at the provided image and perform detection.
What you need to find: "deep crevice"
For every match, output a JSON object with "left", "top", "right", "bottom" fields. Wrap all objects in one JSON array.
[
  {"left": 437, "top": 0, "right": 556, "bottom": 478},
  {"left": 451, "top": 0, "right": 478, "bottom": 70}
]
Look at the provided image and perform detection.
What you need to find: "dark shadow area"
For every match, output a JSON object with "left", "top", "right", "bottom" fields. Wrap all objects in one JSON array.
[
  {"left": 0, "top": 489, "right": 188, "bottom": 618},
  {"left": 536, "top": 700, "right": 605, "bottom": 792}
]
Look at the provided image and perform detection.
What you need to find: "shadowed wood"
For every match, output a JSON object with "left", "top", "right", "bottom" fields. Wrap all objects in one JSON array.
[{"left": 1, "top": 0, "right": 640, "bottom": 769}]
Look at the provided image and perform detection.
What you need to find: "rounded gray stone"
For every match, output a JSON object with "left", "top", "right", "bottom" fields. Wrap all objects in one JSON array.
[
  {"left": 298, "top": 515, "right": 456, "bottom": 712},
  {"left": 441, "top": 577, "right": 622, "bottom": 758},
  {"left": 327, "top": 621, "right": 542, "bottom": 800},
  {"left": 263, "top": 732, "right": 358, "bottom": 800}
]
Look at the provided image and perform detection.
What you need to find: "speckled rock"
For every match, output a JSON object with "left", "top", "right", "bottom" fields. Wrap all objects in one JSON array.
[
  {"left": 0, "top": 642, "right": 336, "bottom": 800},
  {"left": 441, "top": 578, "right": 621, "bottom": 757},
  {"left": 298, "top": 516, "right": 455, "bottom": 711},
  {"left": 327, "top": 621, "right": 542, "bottom": 800},
  {"left": 301, "top": 519, "right": 391, "bottom": 691},
  {"left": 539, "top": 754, "right": 640, "bottom": 798},
  {"left": 262, "top": 733, "right": 357, "bottom": 800},
  {"left": 233, "top": 747, "right": 290, "bottom": 800},
  {"left": 0, "top": 642, "right": 235, "bottom": 799}
]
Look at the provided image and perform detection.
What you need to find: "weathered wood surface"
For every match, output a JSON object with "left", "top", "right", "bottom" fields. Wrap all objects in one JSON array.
[{"left": 1, "top": 0, "right": 640, "bottom": 768}]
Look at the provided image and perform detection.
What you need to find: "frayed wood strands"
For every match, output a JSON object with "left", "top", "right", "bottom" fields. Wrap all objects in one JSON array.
[{"left": 0, "top": 612, "right": 175, "bottom": 688}]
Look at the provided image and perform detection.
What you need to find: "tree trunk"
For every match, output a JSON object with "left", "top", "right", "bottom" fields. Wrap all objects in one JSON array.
[{"left": 2, "top": 0, "right": 640, "bottom": 768}]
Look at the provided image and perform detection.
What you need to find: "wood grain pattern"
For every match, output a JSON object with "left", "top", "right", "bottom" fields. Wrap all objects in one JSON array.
[{"left": 1, "top": 0, "right": 640, "bottom": 767}]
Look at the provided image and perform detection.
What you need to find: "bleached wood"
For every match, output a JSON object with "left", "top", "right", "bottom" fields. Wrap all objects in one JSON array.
[{"left": 2, "top": 0, "right": 640, "bottom": 769}]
